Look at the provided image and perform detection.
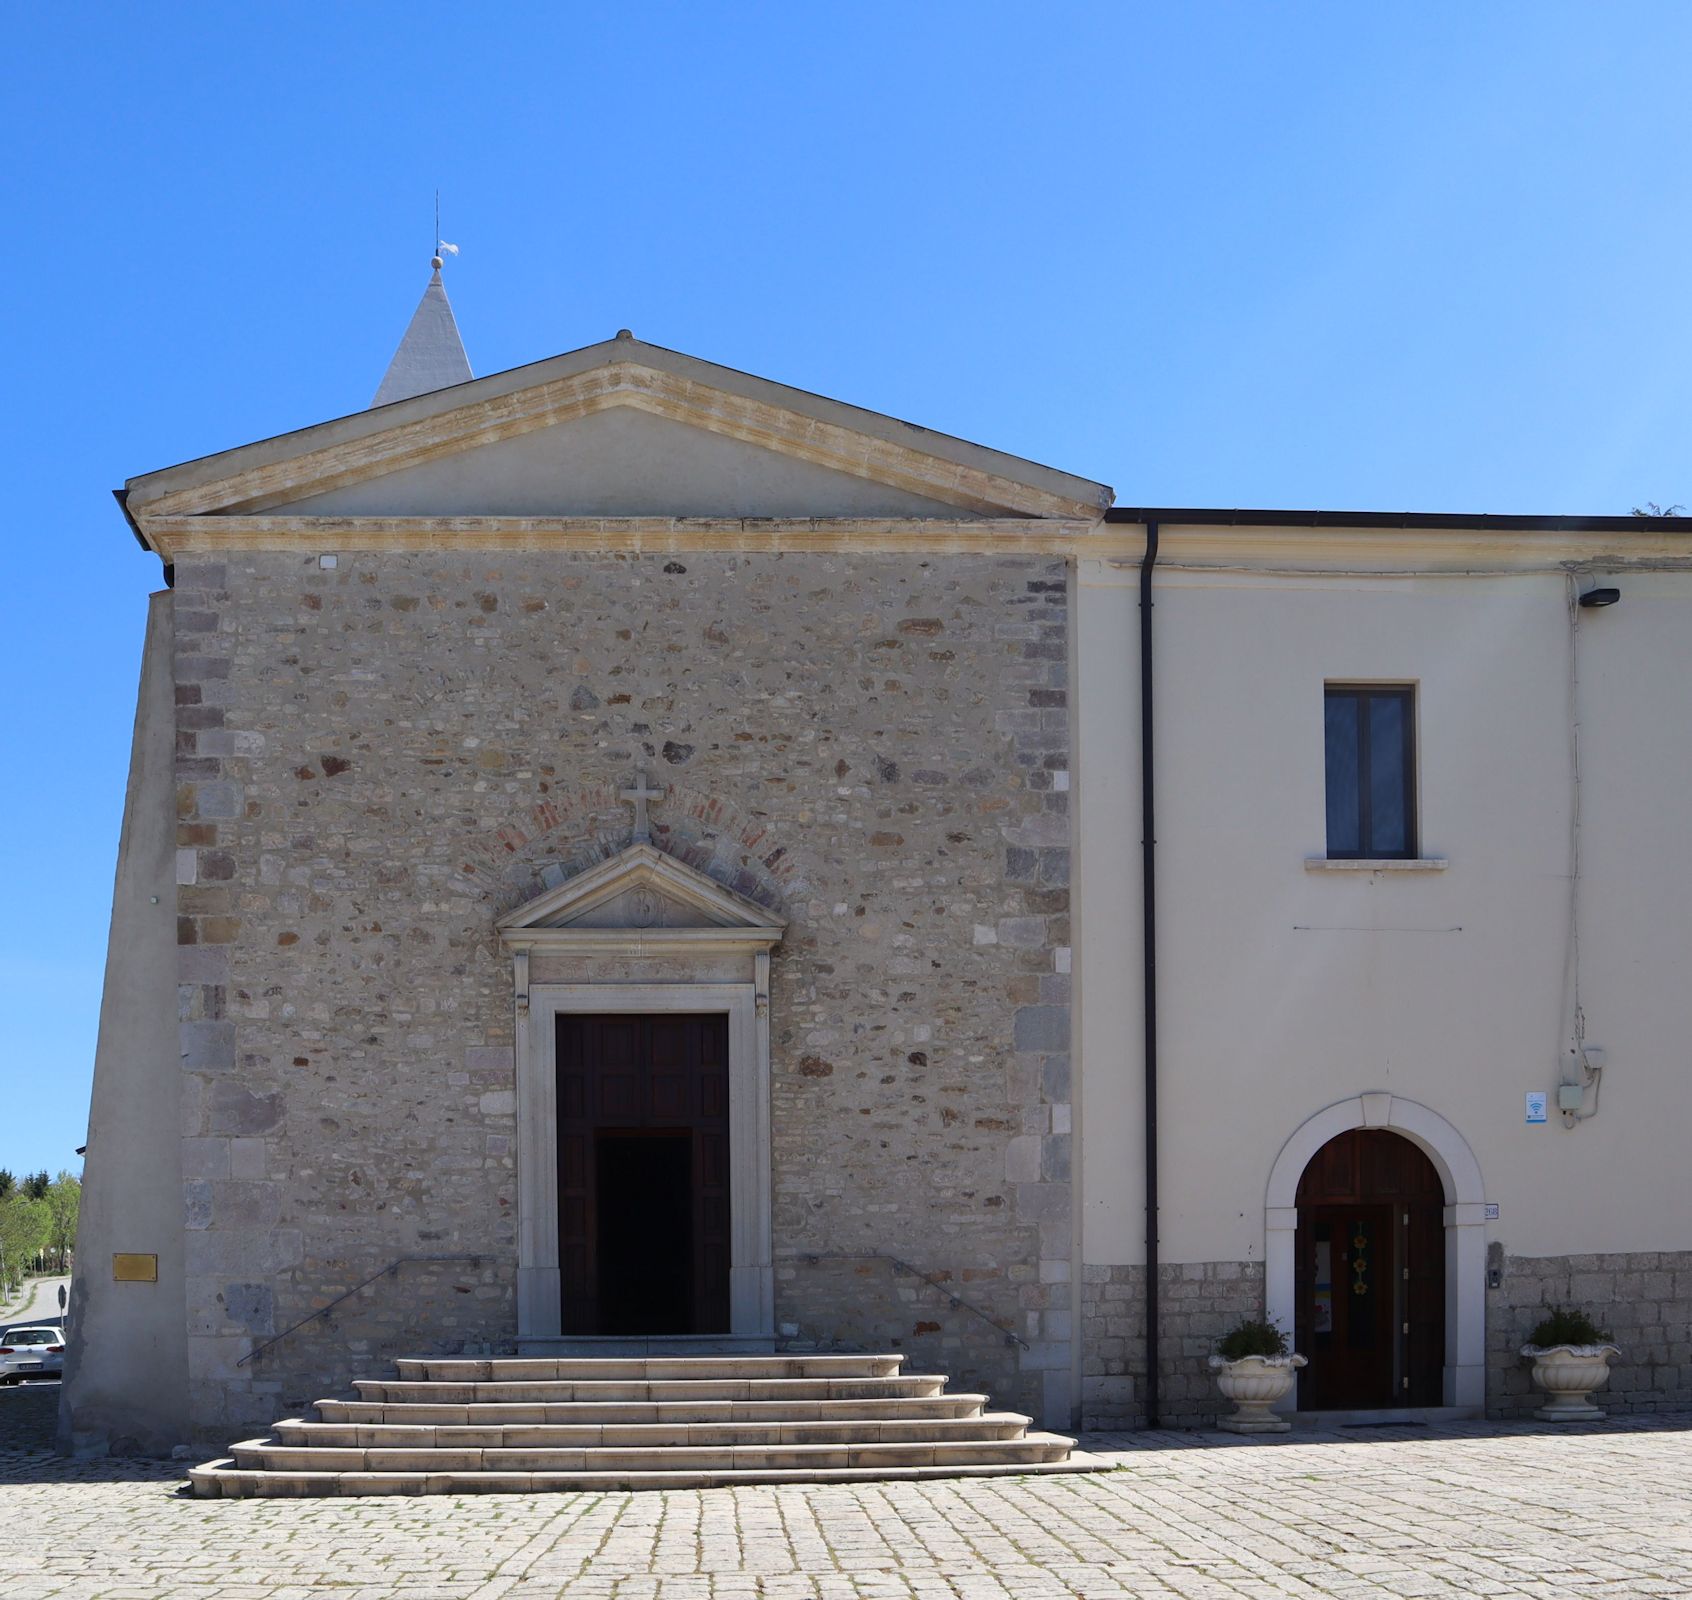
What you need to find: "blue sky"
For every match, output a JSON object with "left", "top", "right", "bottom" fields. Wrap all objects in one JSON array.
[{"left": 3, "top": 2, "right": 1688, "bottom": 1176}]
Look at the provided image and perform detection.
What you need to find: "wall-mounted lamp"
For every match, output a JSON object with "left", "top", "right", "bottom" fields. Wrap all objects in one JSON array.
[{"left": 1578, "top": 587, "right": 1621, "bottom": 608}]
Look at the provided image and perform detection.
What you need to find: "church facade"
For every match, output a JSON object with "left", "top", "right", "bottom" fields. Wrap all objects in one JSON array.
[{"left": 62, "top": 271, "right": 1692, "bottom": 1454}]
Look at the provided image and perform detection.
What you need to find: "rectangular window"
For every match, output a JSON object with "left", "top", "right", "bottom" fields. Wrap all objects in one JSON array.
[{"left": 1324, "top": 685, "right": 1416, "bottom": 859}]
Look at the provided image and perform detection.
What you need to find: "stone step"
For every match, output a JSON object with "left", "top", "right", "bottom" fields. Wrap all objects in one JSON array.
[
  {"left": 351, "top": 1374, "right": 948, "bottom": 1404},
  {"left": 191, "top": 1452, "right": 1108, "bottom": 1497},
  {"left": 274, "top": 1412, "right": 1033, "bottom": 1448},
  {"left": 314, "top": 1392, "right": 992, "bottom": 1425},
  {"left": 392, "top": 1353, "right": 905, "bottom": 1382},
  {"left": 224, "top": 1432, "right": 1081, "bottom": 1477},
  {"left": 192, "top": 1351, "right": 1097, "bottom": 1496},
  {"left": 231, "top": 1437, "right": 1075, "bottom": 1475}
]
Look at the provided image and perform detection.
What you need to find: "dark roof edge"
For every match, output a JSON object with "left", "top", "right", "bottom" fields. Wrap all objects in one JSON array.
[
  {"left": 1104, "top": 507, "right": 1687, "bottom": 533},
  {"left": 113, "top": 488, "right": 152, "bottom": 552}
]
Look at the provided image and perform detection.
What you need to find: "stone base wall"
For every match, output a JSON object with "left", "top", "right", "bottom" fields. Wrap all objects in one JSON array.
[
  {"left": 777, "top": 1254, "right": 1033, "bottom": 1417},
  {"left": 1081, "top": 1261, "right": 1264, "bottom": 1428},
  {"left": 1082, "top": 1248, "right": 1692, "bottom": 1431},
  {"left": 1080, "top": 1264, "right": 1140, "bottom": 1427},
  {"left": 189, "top": 1259, "right": 515, "bottom": 1446},
  {"left": 1486, "top": 1246, "right": 1692, "bottom": 1418}
]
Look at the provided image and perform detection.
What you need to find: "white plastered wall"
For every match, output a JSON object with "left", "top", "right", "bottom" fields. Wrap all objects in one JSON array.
[
  {"left": 59, "top": 592, "right": 189, "bottom": 1453},
  {"left": 1078, "top": 560, "right": 1692, "bottom": 1275},
  {"left": 1074, "top": 565, "right": 1145, "bottom": 1260}
]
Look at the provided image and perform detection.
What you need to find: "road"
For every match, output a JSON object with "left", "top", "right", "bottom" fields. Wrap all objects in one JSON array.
[
  {"left": 0, "top": 1275, "right": 69, "bottom": 1332},
  {"left": 1, "top": 1276, "right": 69, "bottom": 1414}
]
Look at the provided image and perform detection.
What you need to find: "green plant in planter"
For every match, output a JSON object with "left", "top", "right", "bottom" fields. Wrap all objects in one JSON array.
[
  {"left": 1211, "top": 1316, "right": 1303, "bottom": 1432},
  {"left": 1216, "top": 1317, "right": 1290, "bottom": 1361},
  {"left": 1527, "top": 1306, "right": 1612, "bottom": 1347}
]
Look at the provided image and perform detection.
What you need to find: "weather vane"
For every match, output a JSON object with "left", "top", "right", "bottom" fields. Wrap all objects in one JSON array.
[{"left": 433, "top": 189, "right": 459, "bottom": 271}]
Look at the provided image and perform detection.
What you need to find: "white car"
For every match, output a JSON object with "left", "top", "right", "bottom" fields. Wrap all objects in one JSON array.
[{"left": 0, "top": 1327, "right": 64, "bottom": 1383}]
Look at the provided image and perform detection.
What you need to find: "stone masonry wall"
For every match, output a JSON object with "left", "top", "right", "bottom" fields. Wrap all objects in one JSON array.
[
  {"left": 1081, "top": 1261, "right": 1265, "bottom": 1429},
  {"left": 169, "top": 548, "right": 1072, "bottom": 1439},
  {"left": 1081, "top": 1248, "right": 1691, "bottom": 1430},
  {"left": 1486, "top": 1246, "right": 1692, "bottom": 1418}
]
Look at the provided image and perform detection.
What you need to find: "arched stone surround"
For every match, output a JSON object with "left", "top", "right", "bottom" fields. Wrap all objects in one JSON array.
[{"left": 1265, "top": 1094, "right": 1487, "bottom": 1409}]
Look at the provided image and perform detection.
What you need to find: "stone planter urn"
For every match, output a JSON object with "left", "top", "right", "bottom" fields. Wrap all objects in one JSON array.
[
  {"left": 1208, "top": 1353, "right": 1307, "bottom": 1434},
  {"left": 1520, "top": 1343, "right": 1621, "bottom": 1421}
]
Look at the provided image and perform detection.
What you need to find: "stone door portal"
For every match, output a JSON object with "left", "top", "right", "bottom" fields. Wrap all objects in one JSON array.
[
  {"left": 556, "top": 1013, "right": 732, "bottom": 1334},
  {"left": 1294, "top": 1128, "right": 1445, "bottom": 1409}
]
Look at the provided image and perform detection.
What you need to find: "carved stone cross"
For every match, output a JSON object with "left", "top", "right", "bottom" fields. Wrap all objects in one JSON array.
[{"left": 620, "top": 771, "right": 663, "bottom": 843}]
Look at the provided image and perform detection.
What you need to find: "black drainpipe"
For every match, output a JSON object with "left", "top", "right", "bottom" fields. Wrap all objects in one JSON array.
[{"left": 1139, "top": 521, "right": 1161, "bottom": 1428}]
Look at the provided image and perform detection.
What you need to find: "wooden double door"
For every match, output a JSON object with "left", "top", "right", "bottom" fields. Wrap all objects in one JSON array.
[
  {"left": 556, "top": 1013, "right": 731, "bottom": 1335},
  {"left": 1294, "top": 1129, "right": 1445, "bottom": 1409}
]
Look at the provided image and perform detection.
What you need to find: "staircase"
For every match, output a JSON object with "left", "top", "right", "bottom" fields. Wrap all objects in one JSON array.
[{"left": 189, "top": 1352, "right": 1100, "bottom": 1496}]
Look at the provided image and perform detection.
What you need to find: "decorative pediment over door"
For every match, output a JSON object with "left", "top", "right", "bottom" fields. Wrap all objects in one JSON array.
[{"left": 496, "top": 843, "right": 786, "bottom": 957}]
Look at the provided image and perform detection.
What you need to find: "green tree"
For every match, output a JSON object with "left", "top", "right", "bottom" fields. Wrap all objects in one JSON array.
[
  {"left": 0, "top": 1192, "right": 50, "bottom": 1295},
  {"left": 41, "top": 1172, "right": 81, "bottom": 1273},
  {"left": 20, "top": 1171, "right": 49, "bottom": 1202},
  {"left": 0, "top": 1170, "right": 13, "bottom": 1201}
]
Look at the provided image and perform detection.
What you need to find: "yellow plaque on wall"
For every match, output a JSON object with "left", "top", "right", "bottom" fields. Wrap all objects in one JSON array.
[{"left": 112, "top": 1253, "right": 158, "bottom": 1283}]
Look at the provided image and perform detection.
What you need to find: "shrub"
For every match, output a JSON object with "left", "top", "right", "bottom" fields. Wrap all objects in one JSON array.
[
  {"left": 1216, "top": 1318, "right": 1289, "bottom": 1361},
  {"left": 1528, "top": 1306, "right": 1612, "bottom": 1347}
]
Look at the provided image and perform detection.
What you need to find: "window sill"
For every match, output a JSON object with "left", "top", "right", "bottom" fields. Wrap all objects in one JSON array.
[{"left": 1305, "top": 856, "right": 1449, "bottom": 873}]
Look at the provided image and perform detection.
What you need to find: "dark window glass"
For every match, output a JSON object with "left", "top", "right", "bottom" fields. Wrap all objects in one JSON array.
[
  {"left": 1368, "top": 695, "right": 1406, "bottom": 854},
  {"left": 1324, "top": 686, "right": 1415, "bottom": 858},
  {"left": 1324, "top": 696, "right": 1360, "bottom": 856}
]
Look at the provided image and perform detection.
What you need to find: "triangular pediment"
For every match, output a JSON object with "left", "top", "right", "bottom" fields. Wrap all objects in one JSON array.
[
  {"left": 122, "top": 335, "right": 1114, "bottom": 549},
  {"left": 271, "top": 405, "right": 968, "bottom": 519},
  {"left": 498, "top": 843, "right": 785, "bottom": 946}
]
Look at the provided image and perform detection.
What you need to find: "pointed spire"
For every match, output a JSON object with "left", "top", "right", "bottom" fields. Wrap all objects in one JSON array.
[{"left": 371, "top": 255, "right": 472, "bottom": 408}]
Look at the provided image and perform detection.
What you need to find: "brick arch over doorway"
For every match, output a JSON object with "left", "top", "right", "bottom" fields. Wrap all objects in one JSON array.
[
  {"left": 458, "top": 784, "right": 797, "bottom": 923},
  {"left": 1265, "top": 1095, "right": 1487, "bottom": 1410}
]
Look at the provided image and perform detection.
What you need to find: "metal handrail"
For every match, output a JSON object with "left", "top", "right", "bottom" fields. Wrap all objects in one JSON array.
[
  {"left": 238, "top": 1248, "right": 1024, "bottom": 1366},
  {"left": 237, "top": 1254, "right": 482, "bottom": 1368},
  {"left": 797, "top": 1251, "right": 1029, "bottom": 1350}
]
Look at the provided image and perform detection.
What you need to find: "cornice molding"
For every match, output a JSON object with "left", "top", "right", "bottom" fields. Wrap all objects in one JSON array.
[
  {"left": 142, "top": 514, "right": 1108, "bottom": 561},
  {"left": 143, "top": 511, "right": 1692, "bottom": 572},
  {"left": 1150, "top": 523, "right": 1692, "bottom": 573},
  {"left": 500, "top": 926, "right": 786, "bottom": 956}
]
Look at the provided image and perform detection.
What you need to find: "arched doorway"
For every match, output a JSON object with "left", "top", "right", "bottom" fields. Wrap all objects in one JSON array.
[{"left": 1294, "top": 1129, "right": 1445, "bottom": 1409}]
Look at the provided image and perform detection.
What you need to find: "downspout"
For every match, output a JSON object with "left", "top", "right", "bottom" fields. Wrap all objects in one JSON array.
[{"left": 1139, "top": 521, "right": 1160, "bottom": 1428}]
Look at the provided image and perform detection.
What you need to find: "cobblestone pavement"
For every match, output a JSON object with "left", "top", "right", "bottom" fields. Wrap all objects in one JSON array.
[{"left": 4, "top": 1389, "right": 1691, "bottom": 1599}]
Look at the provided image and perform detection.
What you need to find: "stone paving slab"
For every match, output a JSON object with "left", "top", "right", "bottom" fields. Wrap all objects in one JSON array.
[{"left": 5, "top": 1388, "right": 1692, "bottom": 1598}]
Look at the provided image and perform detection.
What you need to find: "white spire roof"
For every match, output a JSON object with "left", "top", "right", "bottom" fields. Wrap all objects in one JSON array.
[{"left": 371, "top": 260, "right": 472, "bottom": 408}]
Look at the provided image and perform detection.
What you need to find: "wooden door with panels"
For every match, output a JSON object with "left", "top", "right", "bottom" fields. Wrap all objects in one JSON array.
[
  {"left": 556, "top": 1013, "right": 731, "bottom": 1335},
  {"left": 1294, "top": 1128, "right": 1445, "bottom": 1409}
]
